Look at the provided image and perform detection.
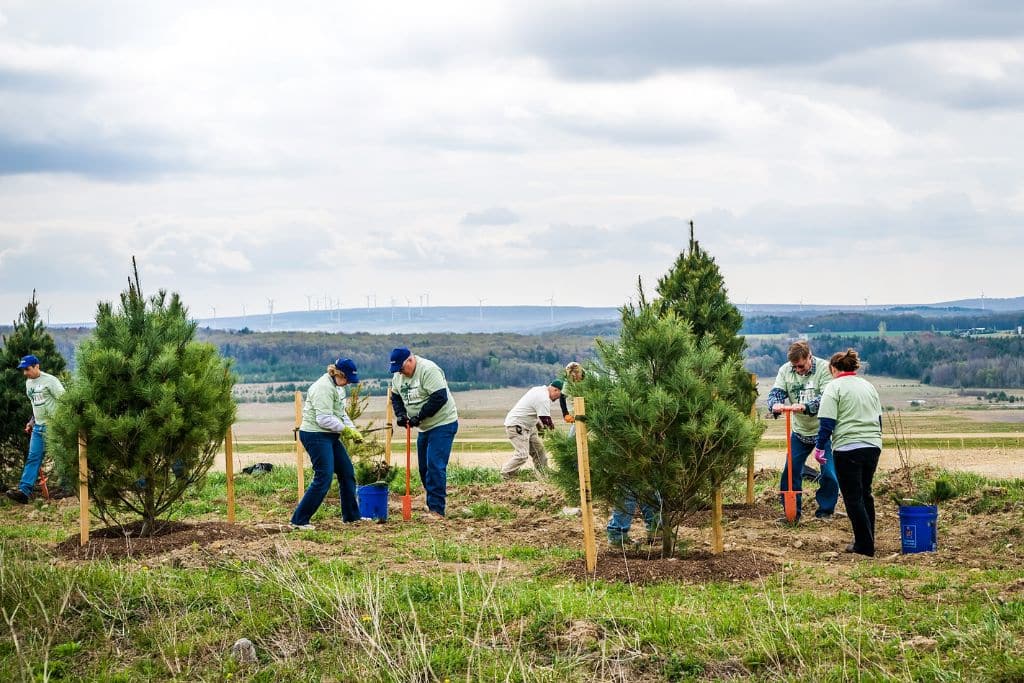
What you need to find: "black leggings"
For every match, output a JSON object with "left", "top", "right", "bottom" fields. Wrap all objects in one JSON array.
[{"left": 834, "top": 446, "right": 881, "bottom": 556}]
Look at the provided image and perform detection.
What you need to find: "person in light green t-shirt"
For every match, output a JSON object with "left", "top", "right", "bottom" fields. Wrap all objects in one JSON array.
[
  {"left": 389, "top": 347, "right": 458, "bottom": 517},
  {"left": 813, "top": 349, "right": 883, "bottom": 557},
  {"left": 766, "top": 340, "right": 839, "bottom": 521},
  {"left": 290, "top": 357, "right": 364, "bottom": 530},
  {"left": 7, "top": 355, "right": 65, "bottom": 504}
]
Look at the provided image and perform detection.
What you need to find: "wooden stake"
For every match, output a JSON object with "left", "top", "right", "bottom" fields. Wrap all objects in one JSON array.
[
  {"left": 573, "top": 397, "right": 597, "bottom": 574},
  {"left": 711, "top": 487, "right": 724, "bottom": 554},
  {"left": 747, "top": 373, "right": 758, "bottom": 505},
  {"left": 294, "top": 391, "right": 305, "bottom": 498},
  {"left": 384, "top": 388, "right": 394, "bottom": 467},
  {"left": 78, "top": 431, "right": 88, "bottom": 546},
  {"left": 225, "top": 427, "right": 235, "bottom": 523}
]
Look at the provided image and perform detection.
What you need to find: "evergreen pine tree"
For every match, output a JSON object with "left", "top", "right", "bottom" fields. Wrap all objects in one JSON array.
[
  {"left": 48, "top": 263, "right": 235, "bottom": 535},
  {"left": 0, "top": 291, "right": 67, "bottom": 484},
  {"left": 548, "top": 292, "right": 763, "bottom": 556},
  {"left": 656, "top": 222, "right": 756, "bottom": 413}
]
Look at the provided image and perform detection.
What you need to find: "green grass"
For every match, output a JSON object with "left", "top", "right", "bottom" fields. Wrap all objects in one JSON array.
[
  {"left": 1, "top": 466, "right": 1022, "bottom": 681},
  {"left": 1, "top": 547, "right": 1021, "bottom": 681}
]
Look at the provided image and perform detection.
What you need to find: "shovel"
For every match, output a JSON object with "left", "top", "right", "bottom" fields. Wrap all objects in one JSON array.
[
  {"left": 780, "top": 406, "right": 799, "bottom": 524},
  {"left": 402, "top": 424, "right": 413, "bottom": 521}
]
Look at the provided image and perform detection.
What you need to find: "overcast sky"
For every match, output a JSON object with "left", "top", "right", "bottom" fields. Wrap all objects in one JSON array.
[{"left": 1, "top": 1, "right": 1022, "bottom": 323}]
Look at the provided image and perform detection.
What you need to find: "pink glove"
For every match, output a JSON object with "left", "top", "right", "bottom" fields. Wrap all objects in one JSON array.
[{"left": 813, "top": 448, "right": 827, "bottom": 465}]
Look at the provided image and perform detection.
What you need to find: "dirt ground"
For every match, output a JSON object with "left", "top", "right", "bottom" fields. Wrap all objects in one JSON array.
[{"left": 49, "top": 472, "right": 1022, "bottom": 587}]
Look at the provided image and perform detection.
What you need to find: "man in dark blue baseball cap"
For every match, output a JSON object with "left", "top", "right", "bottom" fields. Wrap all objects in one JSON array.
[
  {"left": 389, "top": 347, "right": 412, "bottom": 374},
  {"left": 389, "top": 347, "right": 458, "bottom": 518},
  {"left": 7, "top": 355, "right": 64, "bottom": 504}
]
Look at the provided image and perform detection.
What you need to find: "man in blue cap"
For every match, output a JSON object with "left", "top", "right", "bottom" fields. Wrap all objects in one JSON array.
[
  {"left": 389, "top": 347, "right": 458, "bottom": 517},
  {"left": 6, "top": 355, "right": 65, "bottom": 504}
]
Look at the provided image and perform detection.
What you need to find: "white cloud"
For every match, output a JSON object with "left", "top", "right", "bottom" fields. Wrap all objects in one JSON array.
[{"left": 0, "top": 1, "right": 1022, "bottom": 322}]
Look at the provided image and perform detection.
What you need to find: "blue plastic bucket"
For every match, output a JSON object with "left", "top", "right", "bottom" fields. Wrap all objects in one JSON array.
[
  {"left": 358, "top": 484, "right": 389, "bottom": 521},
  {"left": 899, "top": 505, "right": 938, "bottom": 553}
]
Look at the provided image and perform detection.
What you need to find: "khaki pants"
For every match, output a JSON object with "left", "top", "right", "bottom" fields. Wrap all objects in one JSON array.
[{"left": 501, "top": 425, "right": 548, "bottom": 476}]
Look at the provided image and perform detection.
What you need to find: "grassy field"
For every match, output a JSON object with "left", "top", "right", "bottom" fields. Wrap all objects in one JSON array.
[
  {"left": 1, "top": 464, "right": 1023, "bottom": 681},
  {"left": 3, "top": 378, "right": 1023, "bottom": 680}
]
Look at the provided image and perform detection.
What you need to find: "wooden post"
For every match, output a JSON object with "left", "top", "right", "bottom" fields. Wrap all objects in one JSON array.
[
  {"left": 225, "top": 427, "right": 235, "bottom": 523},
  {"left": 384, "top": 388, "right": 394, "bottom": 467},
  {"left": 573, "top": 397, "right": 597, "bottom": 574},
  {"left": 294, "top": 391, "right": 305, "bottom": 498},
  {"left": 747, "top": 373, "right": 758, "bottom": 506},
  {"left": 78, "top": 431, "right": 89, "bottom": 546},
  {"left": 711, "top": 487, "right": 724, "bottom": 554}
]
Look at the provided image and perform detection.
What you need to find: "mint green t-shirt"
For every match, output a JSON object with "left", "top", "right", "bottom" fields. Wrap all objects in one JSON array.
[
  {"left": 391, "top": 356, "right": 458, "bottom": 431},
  {"left": 817, "top": 375, "right": 883, "bottom": 451},
  {"left": 25, "top": 372, "right": 65, "bottom": 425},
  {"left": 771, "top": 357, "right": 833, "bottom": 437},
  {"left": 301, "top": 373, "right": 355, "bottom": 433}
]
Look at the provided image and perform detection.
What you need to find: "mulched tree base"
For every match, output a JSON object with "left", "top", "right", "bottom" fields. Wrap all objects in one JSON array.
[
  {"left": 562, "top": 549, "right": 780, "bottom": 585},
  {"left": 55, "top": 521, "right": 278, "bottom": 561}
]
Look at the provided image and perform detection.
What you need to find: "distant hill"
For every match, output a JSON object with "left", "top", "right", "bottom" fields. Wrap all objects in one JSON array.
[
  {"left": 192, "top": 305, "right": 621, "bottom": 335},
  {"left": 51, "top": 297, "right": 1024, "bottom": 334},
  {"left": 928, "top": 296, "right": 1024, "bottom": 312}
]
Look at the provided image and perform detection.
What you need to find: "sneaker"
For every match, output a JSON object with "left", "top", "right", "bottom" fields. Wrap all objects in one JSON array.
[
  {"left": 422, "top": 510, "right": 445, "bottom": 522},
  {"left": 5, "top": 489, "right": 29, "bottom": 505},
  {"left": 607, "top": 536, "right": 636, "bottom": 549},
  {"left": 775, "top": 516, "right": 800, "bottom": 527},
  {"left": 814, "top": 511, "right": 835, "bottom": 521},
  {"left": 289, "top": 523, "right": 315, "bottom": 531}
]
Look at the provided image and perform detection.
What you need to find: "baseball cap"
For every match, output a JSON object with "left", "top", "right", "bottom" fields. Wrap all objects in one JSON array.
[
  {"left": 389, "top": 347, "right": 412, "bottom": 373},
  {"left": 17, "top": 355, "right": 40, "bottom": 369},
  {"left": 334, "top": 357, "right": 359, "bottom": 383},
  {"left": 550, "top": 379, "right": 564, "bottom": 391}
]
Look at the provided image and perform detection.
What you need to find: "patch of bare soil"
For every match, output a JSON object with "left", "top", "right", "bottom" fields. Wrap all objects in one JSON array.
[
  {"left": 562, "top": 549, "right": 780, "bottom": 585},
  {"left": 56, "top": 521, "right": 281, "bottom": 561}
]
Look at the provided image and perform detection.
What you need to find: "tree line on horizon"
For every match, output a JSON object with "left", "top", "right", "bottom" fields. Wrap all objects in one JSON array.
[{"left": 5, "top": 312, "right": 1024, "bottom": 394}]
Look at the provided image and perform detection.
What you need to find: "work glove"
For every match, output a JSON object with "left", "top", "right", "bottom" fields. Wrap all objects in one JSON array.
[
  {"left": 408, "top": 415, "right": 421, "bottom": 428},
  {"left": 564, "top": 415, "right": 575, "bottom": 424},
  {"left": 813, "top": 448, "right": 827, "bottom": 466},
  {"left": 342, "top": 427, "right": 364, "bottom": 443},
  {"left": 396, "top": 415, "right": 409, "bottom": 428}
]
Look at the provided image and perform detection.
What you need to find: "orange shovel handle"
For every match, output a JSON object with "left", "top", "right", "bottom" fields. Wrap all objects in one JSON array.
[{"left": 781, "top": 406, "right": 799, "bottom": 523}]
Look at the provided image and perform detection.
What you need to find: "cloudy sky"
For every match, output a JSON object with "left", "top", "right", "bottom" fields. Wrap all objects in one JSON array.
[{"left": 1, "top": 1, "right": 1022, "bottom": 323}]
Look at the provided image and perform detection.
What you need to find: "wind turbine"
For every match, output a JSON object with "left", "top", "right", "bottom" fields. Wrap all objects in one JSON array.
[
  {"left": 46, "top": 307, "right": 51, "bottom": 326},
  {"left": 545, "top": 295, "right": 554, "bottom": 323},
  {"left": 390, "top": 297, "right": 397, "bottom": 322},
  {"left": 241, "top": 303, "right": 247, "bottom": 328},
  {"left": 406, "top": 298, "right": 412, "bottom": 320},
  {"left": 478, "top": 298, "right": 486, "bottom": 321},
  {"left": 267, "top": 298, "right": 275, "bottom": 331},
  {"left": 210, "top": 306, "right": 217, "bottom": 326},
  {"left": 306, "top": 295, "right": 313, "bottom": 311}
]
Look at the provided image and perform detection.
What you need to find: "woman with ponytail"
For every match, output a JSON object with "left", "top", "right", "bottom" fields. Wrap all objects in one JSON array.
[
  {"left": 812, "top": 349, "right": 883, "bottom": 556},
  {"left": 290, "top": 357, "right": 364, "bottom": 530}
]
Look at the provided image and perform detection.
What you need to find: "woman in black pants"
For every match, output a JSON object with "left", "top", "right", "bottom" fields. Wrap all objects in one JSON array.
[{"left": 812, "top": 349, "right": 883, "bottom": 556}]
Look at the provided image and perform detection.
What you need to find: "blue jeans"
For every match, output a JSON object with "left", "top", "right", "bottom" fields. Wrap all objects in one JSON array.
[
  {"left": 607, "top": 493, "right": 662, "bottom": 542},
  {"left": 780, "top": 434, "right": 839, "bottom": 517},
  {"left": 417, "top": 420, "right": 458, "bottom": 516},
  {"left": 292, "top": 430, "right": 359, "bottom": 525},
  {"left": 18, "top": 424, "right": 47, "bottom": 497}
]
